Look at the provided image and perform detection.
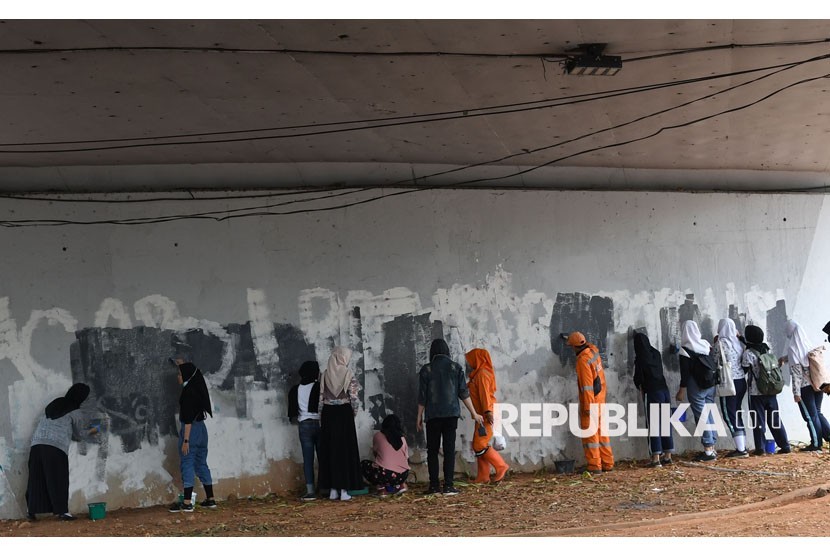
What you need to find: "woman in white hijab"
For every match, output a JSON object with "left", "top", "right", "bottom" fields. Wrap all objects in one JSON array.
[
  {"left": 317, "top": 346, "right": 364, "bottom": 500},
  {"left": 675, "top": 320, "right": 719, "bottom": 461},
  {"left": 780, "top": 320, "right": 829, "bottom": 451},
  {"left": 714, "top": 318, "right": 749, "bottom": 457}
]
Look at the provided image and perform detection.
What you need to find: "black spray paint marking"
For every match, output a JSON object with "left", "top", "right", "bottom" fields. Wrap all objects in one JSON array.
[
  {"left": 380, "top": 313, "right": 435, "bottom": 449},
  {"left": 72, "top": 321, "right": 316, "bottom": 450},
  {"left": 367, "top": 392, "right": 386, "bottom": 430},
  {"left": 549, "top": 293, "right": 614, "bottom": 368},
  {"left": 173, "top": 329, "right": 224, "bottom": 376},
  {"left": 273, "top": 323, "right": 317, "bottom": 386}
]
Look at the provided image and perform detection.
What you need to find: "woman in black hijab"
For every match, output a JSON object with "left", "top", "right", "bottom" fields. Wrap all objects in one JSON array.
[
  {"left": 26, "top": 383, "right": 96, "bottom": 521},
  {"left": 287, "top": 361, "right": 321, "bottom": 500},
  {"left": 632, "top": 332, "right": 674, "bottom": 467},
  {"left": 741, "top": 325, "right": 790, "bottom": 455},
  {"left": 168, "top": 358, "right": 217, "bottom": 512}
]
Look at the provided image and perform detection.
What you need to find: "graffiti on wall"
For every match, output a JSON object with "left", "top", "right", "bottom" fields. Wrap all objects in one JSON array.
[{"left": 0, "top": 268, "right": 793, "bottom": 516}]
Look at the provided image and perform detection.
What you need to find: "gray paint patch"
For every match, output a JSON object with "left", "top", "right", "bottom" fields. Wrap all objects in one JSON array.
[
  {"left": 0, "top": 359, "right": 22, "bottom": 443},
  {"left": 72, "top": 327, "right": 179, "bottom": 453},
  {"left": 766, "top": 299, "right": 789, "bottom": 359},
  {"left": 549, "top": 293, "right": 614, "bottom": 368},
  {"left": 659, "top": 306, "right": 680, "bottom": 374},
  {"left": 728, "top": 304, "right": 747, "bottom": 333},
  {"left": 380, "top": 313, "right": 434, "bottom": 449},
  {"left": 349, "top": 307, "right": 366, "bottom": 405},
  {"left": 678, "top": 295, "right": 703, "bottom": 331}
]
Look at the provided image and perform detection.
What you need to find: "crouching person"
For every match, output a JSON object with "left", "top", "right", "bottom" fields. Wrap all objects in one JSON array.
[{"left": 361, "top": 415, "right": 410, "bottom": 495}]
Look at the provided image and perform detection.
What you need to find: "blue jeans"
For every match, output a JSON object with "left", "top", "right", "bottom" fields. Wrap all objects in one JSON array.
[
  {"left": 298, "top": 419, "right": 320, "bottom": 488},
  {"left": 643, "top": 389, "right": 674, "bottom": 455},
  {"left": 798, "top": 386, "right": 830, "bottom": 448},
  {"left": 750, "top": 394, "right": 789, "bottom": 451},
  {"left": 686, "top": 375, "right": 717, "bottom": 448},
  {"left": 179, "top": 420, "right": 212, "bottom": 489}
]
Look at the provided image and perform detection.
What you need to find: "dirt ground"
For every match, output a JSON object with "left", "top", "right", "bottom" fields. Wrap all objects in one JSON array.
[{"left": 3, "top": 450, "right": 830, "bottom": 537}]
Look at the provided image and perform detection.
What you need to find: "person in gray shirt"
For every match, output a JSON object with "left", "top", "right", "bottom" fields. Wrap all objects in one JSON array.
[{"left": 26, "top": 383, "right": 97, "bottom": 521}]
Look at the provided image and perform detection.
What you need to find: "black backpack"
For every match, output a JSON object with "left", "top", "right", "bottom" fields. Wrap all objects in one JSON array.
[{"left": 685, "top": 349, "right": 717, "bottom": 389}]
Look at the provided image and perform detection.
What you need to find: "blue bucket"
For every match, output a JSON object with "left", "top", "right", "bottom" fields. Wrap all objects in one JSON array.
[{"left": 764, "top": 439, "right": 776, "bottom": 454}]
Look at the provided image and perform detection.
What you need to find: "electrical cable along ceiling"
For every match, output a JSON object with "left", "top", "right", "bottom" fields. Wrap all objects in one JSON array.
[{"left": 1, "top": 19, "right": 830, "bottom": 212}]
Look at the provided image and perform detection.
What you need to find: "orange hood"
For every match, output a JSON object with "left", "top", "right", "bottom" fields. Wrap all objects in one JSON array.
[{"left": 465, "top": 348, "right": 494, "bottom": 379}]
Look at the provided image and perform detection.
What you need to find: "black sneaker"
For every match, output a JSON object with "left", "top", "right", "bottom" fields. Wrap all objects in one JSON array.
[
  {"left": 694, "top": 451, "right": 717, "bottom": 462},
  {"left": 300, "top": 492, "right": 317, "bottom": 501},
  {"left": 647, "top": 461, "right": 662, "bottom": 468},
  {"left": 802, "top": 445, "right": 822, "bottom": 452},
  {"left": 660, "top": 457, "right": 674, "bottom": 466},
  {"left": 57, "top": 513, "right": 76, "bottom": 521},
  {"left": 26, "top": 512, "right": 37, "bottom": 522},
  {"left": 168, "top": 501, "right": 194, "bottom": 513},
  {"left": 199, "top": 499, "right": 218, "bottom": 509},
  {"left": 752, "top": 449, "right": 766, "bottom": 456},
  {"left": 776, "top": 447, "right": 792, "bottom": 454},
  {"left": 442, "top": 485, "right": 460, "bottom": 496},
  {"left": 425, "top": 485, "right": 441, "bottom": 495},
  {"left": 725, "top": 450, "right": 749, "bottom": 458}
]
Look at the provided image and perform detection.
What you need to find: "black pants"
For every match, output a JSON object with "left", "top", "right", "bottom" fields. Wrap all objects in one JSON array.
[
  {"left": 426, "top": 416, "right": 458, "bottom": 488},
  {"left": 26, "top": 444, "right": 69, "bottom": 515},
  {"left": 318, "top": 404, "right": 364, "bottom": 491}
]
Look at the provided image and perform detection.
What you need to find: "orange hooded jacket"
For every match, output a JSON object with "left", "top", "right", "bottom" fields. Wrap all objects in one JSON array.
[
  {"left": 465, "top": 348, "right": 497, "bottom": 415},
  {"left": 466, "top": 348, "right": 498, "bottom": 454}
]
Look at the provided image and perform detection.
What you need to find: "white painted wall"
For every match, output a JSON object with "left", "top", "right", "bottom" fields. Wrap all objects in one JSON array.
[{"left": 0, "top": 189, "right": 828, "bottom": 518}]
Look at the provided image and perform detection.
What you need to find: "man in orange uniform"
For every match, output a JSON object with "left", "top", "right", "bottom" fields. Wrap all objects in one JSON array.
[
  {"left": 567, "top": 332, "right": 614, "bottom": 474},
  {"left": 465, "top": 348, "right": 510, "bottom": 483}
]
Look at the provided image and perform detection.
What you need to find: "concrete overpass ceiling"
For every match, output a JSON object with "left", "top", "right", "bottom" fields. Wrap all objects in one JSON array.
[{"left": 1, "top": 19, "right": 830, "bottom": 192}]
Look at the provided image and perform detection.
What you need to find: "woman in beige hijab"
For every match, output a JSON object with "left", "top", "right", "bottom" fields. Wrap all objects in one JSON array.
[{"left": 318, "top": 346, "right": 364, "bottom": 501}]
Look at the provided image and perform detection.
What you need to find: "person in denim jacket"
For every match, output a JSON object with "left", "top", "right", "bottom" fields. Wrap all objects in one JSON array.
[{"left": 416, "top": 339, "right": 483, "bottom": 495}]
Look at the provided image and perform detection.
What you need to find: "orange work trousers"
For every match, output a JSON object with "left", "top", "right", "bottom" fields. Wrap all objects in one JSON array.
[{"left": 580, "top": 406, "right": 614, "bottom": 471}]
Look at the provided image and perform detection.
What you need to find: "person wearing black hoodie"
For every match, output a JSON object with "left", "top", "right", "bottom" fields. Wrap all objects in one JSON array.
[
  {"left": 288, "top": 361, "right": 321, "bottom": 501},
  {"left": 741, "top": 326, "right": 790, "bottom": 455},
  {"left": 169, "top": 358, "right": 216, "bottom": 512},
  {"left": 26, "top": 383, "right": 97, "bottom": 521},
  {"left": 416, "top": 339, "right": 483, "bottom": 495},
  {"left": 632, "top": 332, "right": 674, "bottom": 467}
]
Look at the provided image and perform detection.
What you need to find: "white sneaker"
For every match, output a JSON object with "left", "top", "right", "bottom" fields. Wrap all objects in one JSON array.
[
  {"left": 329, "top": 489, "right": 339, "bottom": 500},
  {"left": 340, "top": 491, "right": 352, "bottom": 501}
]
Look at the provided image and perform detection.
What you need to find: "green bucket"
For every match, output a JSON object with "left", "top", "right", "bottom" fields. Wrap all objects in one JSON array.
[{"left": 88, "top": 502, "right": 106, "bottom": 521}]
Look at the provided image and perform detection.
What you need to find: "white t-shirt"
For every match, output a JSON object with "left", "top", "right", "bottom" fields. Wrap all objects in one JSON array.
[{"left": 297, "top": 383, "right": 319, "bottom": 421}]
